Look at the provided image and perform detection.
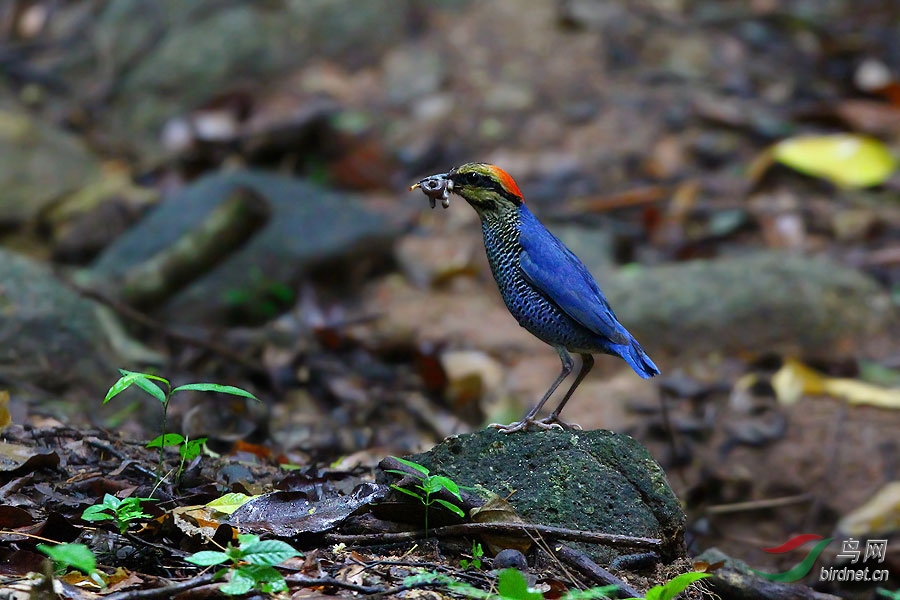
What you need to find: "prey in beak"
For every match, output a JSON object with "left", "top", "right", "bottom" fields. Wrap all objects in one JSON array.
[{"left": 410, "top": 173, "right": 453, "bottom": 209}]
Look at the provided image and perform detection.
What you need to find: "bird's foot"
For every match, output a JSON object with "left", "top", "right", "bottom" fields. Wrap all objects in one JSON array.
[
  {"left": 534, "top": 415, "right": 582, "bottom": 431},
  {"left": 488, "top": 418, "right": 566, "bottom": 434}
]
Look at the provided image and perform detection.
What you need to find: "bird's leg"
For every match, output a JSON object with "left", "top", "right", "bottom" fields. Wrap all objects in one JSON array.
[
  {"left": 536, "top": 353, "right": 594, "bottom": 429},
  {"left": 490, "top": 347, "right": 574, "bottom": 434}
]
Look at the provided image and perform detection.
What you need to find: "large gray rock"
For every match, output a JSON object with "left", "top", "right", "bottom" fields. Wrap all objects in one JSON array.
[
  {"left": 406, "top": 428, "right": 685, "bottom": 564},
  {"left": 55, "top": 0, "right": 414, "bottom": 160},
  {"left": 0, "top": 250, "right": 115, "bottom": 399},
  {"left": 0, "top": 107, "right": 101, "bottom": 224},
  {"left": 603, "top": 252, "right": 893, "bottom": 357},
  {"left": 90, "top": 170, "right": 402, "bottom": 325}
]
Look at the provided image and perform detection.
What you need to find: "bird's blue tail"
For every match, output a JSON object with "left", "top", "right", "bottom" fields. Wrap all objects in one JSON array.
[{"left": 613, "top": 338, "right": 660, "bottom": 379}]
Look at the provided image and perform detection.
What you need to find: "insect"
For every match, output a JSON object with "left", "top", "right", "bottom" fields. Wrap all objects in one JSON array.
[{"left": 410, "top": 176, "right": 452, "bottom": 209}]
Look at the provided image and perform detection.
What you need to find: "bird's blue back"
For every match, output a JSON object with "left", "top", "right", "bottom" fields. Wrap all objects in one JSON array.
[{"left": 480, "top": 203, "right": 659, "bottom": 378}]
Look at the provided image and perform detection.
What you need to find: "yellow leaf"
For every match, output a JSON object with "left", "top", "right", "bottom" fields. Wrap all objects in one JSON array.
[
  {"left": 773, "top": 358, "right": 900, "bottom": 409},
  {"left": 206, "top": 492, "right": 258, "bottom": 515},
  {"left": 0, "top": 390, "right": 10, "bottom": 430},
  {"left": 837, "top": 481, "right": 900, "bottom": 537},
  {"left": 772, "top": 133, "right": 896, "bottom": 188}
]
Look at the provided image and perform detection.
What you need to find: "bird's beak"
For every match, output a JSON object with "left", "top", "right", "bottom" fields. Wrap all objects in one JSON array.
[{"left": 409, "top": 173, "right": 453, "bottom": 209}]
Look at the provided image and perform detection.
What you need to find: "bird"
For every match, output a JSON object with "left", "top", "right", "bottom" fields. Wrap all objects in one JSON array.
[{"left": 410, "top": 162, "right": 659, "bottom": 433}]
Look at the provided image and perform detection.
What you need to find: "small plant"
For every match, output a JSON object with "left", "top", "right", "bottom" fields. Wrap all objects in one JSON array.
[
  {"left": 385, "top": 456, "right": 466, "bottom": 534},
  {"left": 186, "top": 533, "right": 300, "bottom": 596},
  {"left": 460, "top": 540, "right": 484, "bottom": 570},
  {"left": 104, "top": 369, "right": 257, "bottom": 477},
  {"left": 37, "top": 542, "right": 106, "bottom": 588},
  {"left": 624, "top": 571, "right": 710, "bottom": 600},
  {"left": 147, "top": 433, "right": 207, "bottom": 480},
  {"left": 403, "top": 569, "right": 616, "bottom": 599},
  {"left": 81, "top": 493, "right": 157, "bottom": 534}
]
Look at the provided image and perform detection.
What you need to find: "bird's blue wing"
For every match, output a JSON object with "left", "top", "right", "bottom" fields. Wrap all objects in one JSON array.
[{"left": 517, "top": 207, "right": 631, "bottom": 345}]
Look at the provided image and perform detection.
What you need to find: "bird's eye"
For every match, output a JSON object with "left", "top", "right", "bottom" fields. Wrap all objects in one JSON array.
[{"left": 460, "top": 172, "right": 480, "bottom": 186}]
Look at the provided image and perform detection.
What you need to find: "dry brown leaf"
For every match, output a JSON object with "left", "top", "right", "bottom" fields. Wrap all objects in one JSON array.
[{"left": 469, "top": 494, "right": 532, "bottom": 555}]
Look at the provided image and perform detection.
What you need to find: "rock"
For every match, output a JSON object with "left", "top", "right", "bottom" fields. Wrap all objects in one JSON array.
[
  {"left": 604, "top": 252, "right": 893, "bottom": 358},
  {"left": 0, "top": 108, "right": 102, "bottom": 224},
  {"left": 405, "top": 428, "right": 685, "bottom": 564},
  {"left": 383, "top": 45, "right": 446, "bottom": 105},
  {"left": 693, "top": 548, "right": 840, "bottom": 600},
  {"left": 61, "top": 0, "right": 414, "bottom": 161},
  {"left": 90, "top": 170, "right": 402, "bottom": 325},
  {"left": 0, "top": 250, "right": 116, "bottom": 400}
]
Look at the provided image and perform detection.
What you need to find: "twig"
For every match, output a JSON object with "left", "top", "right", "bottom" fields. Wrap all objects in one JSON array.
[
  {"left": 69, "top": 283, "right": 267, "bottom": 376},
  {"left": 705, "top": 494, "right": 812, "bottom": 515},
  {"left": 554, "top": 544, "right": 643, "bottom": 598},
  {"left": 103, "top": 573, "right": 217, "bottom": 600},
  {"left": 85, "top": 438, "right": 160, "bottom": 482},
  {"left": 325, "top": 522, "right": 661, "bottom": 551},
  {"left": 284, "top": 574, "right": 382, "bottom": 594}
]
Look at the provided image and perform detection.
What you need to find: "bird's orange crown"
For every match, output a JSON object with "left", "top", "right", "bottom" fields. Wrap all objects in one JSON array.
[{"left": 485, "top": 164, "right": 524, "bottom": 201}]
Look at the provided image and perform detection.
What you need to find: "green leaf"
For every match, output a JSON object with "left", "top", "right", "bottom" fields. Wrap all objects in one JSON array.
[
  {"left": 390, "top": 456, "right": 431, "bottom": 476},
  {"left": 81, "top": 506, "right": 114, "bottom": 522},
  {"left": 104, "top": 374, "right": 139, "bottom": 404},
  {"left": 100, "top": 493, "right": 122, "bottom": 509},
  {"left": 109, "top": 370, "right": 169, "bottom": 404},
  {"left": 434, "top": 498, "right": 466, "bottom": 518},
  {"left": 220, "top": 568, "right": 256, "bottom": 596},
  {"left": 430, "top": 475, "right": 462, "bottom": 499},
  {"left": 561, "top": 585, "right": 619, "bottom": 599},
  {"left": 37, "top": 543, "right": 97, "bottom": 575},
  {"left": 131, "top": 375, "right": 168, "bottom": 404},
  {"left": 206, "top": 492, "right": 258, "bottom": 515},
  {"left": 172, "top": 383, "right": 258, "bottom": 401},
  {"left": 147, "top": 433, "right": 185, "bottom": 448},
  {"left": 241, "top": 564, "right": 288, "bottom": 590},
  {"left": 236, "top": 533, "right": 261, "bottom": 547},
  {"left": 180, "top": 438, "right": 207, "bottom": 461},
  {"left": 185, "top": 551, "right": 230, "bottom": 566},
  {"left": 772, "top": 133, "right": 897, "bottom": 188},
  {"left": 644, "top": 572, "right": 710, "bottom": 600},
  {"left": 391, "top": 484, "right": 425, "bottom": 502},
  {"left": 240, "top": 540, "right": 300, "bottom": 566},
  {"left": 497, "top": 568, "right": 543, "bottom": 600}
]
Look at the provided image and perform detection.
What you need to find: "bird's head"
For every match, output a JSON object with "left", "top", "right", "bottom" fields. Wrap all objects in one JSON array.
[{"left": 410, "top": 162, "right": 524, "bottom": 215}]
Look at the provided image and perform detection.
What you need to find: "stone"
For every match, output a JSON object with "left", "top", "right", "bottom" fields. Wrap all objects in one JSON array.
[
  {"left": 405, "top": 428, "right": 685, "bottom": 564},
  {"left": 603, "top": 251, "right": 893, "bottom": 358},
  {"left": 90, "top": 170, "right": 403, "bottom": 325},
  {"left": 0, "top": 250, "right": 116, "bottom": 400},
  {"left": 0, "top": 108, "right": 101, "bottom": 224}
]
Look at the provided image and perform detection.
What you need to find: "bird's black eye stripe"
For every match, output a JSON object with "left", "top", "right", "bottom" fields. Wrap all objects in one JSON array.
[{"left": 457, "top": 171, "right": 518, "bottom": 198}]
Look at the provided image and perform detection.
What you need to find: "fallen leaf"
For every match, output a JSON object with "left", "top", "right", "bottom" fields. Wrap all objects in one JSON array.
[
  {"left": 0, "top": 391, "right": 9, "bottom": 430},
  {"left": 771, "top": 133, "right": 897, "bottom": 188},
  {"left": 773, "top": 358, "right": 900, "bottom": 408},
  {"left": 837, "top": 481, "right": 900, "bottom": 537},
  {"left": 469, "top": 494, "right": 531, "bottom": 555}
]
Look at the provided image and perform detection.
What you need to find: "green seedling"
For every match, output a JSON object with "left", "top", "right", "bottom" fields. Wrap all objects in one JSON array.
[
  {"left": 386, "top": 456, "right": 466, "bottom": 535},
  {"left": 104, "top": 369, "right": 257, "bottom": 479},
  {"left": 460, "top": 540, "right": 484, "bottom": 570},
  {"left": 403, "top": 569, "right": 616, "bottom": 599},
  {"left": 147, "top": 433, "right": 207, "bottom": 481},
  {"left": 624, "top": 571, "right": 710, "bottom": 600},
  {"left": 186, "top": 533, "right": 300, "bottom": 596},
  {"left": 37, "top": 542, "right": 106, "bottom": 588},
  {"left": 81, "top": 493, "right": 156, "bottom": 534}
]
